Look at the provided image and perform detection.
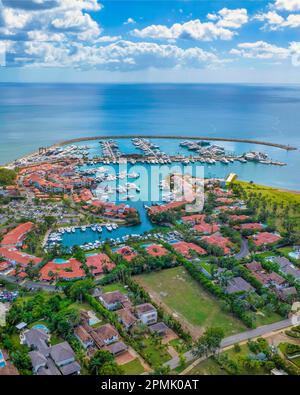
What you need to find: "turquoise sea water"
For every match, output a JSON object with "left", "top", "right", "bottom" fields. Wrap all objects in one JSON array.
[
  {"left": 1, "top": 83, "right": 300, "bottom": 248},
  {"left": 0, "top": 83, "right": 299, "bottom": 189}
]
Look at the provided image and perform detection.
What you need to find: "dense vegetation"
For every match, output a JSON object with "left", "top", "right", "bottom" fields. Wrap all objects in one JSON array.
[{"left": 0, "top": 168, "right": 17, "bottom": 186}]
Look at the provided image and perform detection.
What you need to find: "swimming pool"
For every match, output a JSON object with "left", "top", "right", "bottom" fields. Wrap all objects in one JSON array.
[
  {"left": 289, "top": 252, "right": 300, "bottom": 260},
  {"left": 53, "top": 258, "right": 68, "bottom": 264},
  {"left": 32, "top": 324, "right": 49, "bottom": 333},
  {"left": 0, "top": 350, "right": 6, "bottom": 368}
]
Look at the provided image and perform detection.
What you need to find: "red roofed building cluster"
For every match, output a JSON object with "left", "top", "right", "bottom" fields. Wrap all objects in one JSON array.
[
  {"left": 73, "top": 188, "right": 94, "bottom": 203},
  {"left": 194, "top": 222, "right": 220, "bottom": 235},
  {"left": 20, "top": 162, "right": 95, "bottom": 199},
  {"left": 211, "top": 188, "right": 233, "bottom": 198},
  {"left": 145, "top": 244, "right": 168, "bottom": 257},
  {"left": 181, "top": 214, "right": 206, "bottom": 225},
  {"left": 39, "top": 258, "right": 85, "bottom": 282},
  {"left": 239, "top": 223, "right": 263, "bottom": 231},
  {"left": 172, "top": 241, "right": 206, "bottom": 258},
  {"left": 251, "top": 232, "right": 282, "bottom": 247},
  {"left": 86, "top": 253, "right": 115, "bottom": 275},
  {"left": 202, "top": 234, "right": 232, "bottom": 255},
  {"left": 91, "top": 201, "right": 137, "bottom": 219},
  {"left": 229, "top": 215, "right": 250, "bottom": 222},
  {"left": 0, "top": 247, "right": 42, "bottom": 268},
  {"left": 148, "top": 201, "right": 186, "bottom": 216},
  {"left": 114, "top": 246, "right": 137, "bottom": 262},
  {"left": 182, "top": 213, "right": 219, "bottom": 234},
  {"left": 1, "top": 222, "right": 35, "bottom": 247}
]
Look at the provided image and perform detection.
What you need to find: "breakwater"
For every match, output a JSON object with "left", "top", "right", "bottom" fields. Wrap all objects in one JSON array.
[{"left": 51, "top": 135, "right": 297, "bottom": 151}]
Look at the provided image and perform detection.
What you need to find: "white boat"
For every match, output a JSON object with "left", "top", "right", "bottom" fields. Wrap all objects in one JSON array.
[
  {"left": 106, "top": 224, "right": 112, "bottom": 231},
  {"left": 128, "top": 172, "right": 139, "bottom": 179}
]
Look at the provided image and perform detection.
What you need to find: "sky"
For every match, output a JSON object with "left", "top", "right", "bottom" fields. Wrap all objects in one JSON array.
[{"left": 0, "top": 0, "right": 300, "bottom": 83}]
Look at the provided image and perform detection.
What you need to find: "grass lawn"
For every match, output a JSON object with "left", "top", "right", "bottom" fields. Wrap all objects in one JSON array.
[
  {"left": 169, "top": 338, "right": 190, "bottom": 354},
  {"left": 188, "top": 344, "right": 269, "bottom": 375},
  {"left": 279, "top": 343, "right": 300, "bottom": 368},
  {"left": 101, "top": 282, "right": 128, "bottom": 293},
  {"left": 121, "top": 358, "right": 145, "bottom": 375},
  {"left": 135, "top": 266, "right": 246, "bottom": 336},
  {"left": 141, "top": 337, "right": 171, "bottom": 367},
  {"left": 188, "top": 358, "right": 228, "bottom": 375},
  {"left": 68, "top": 301, "right": 92, "bottom": 312},
  {"left": 254, "top": 310, "right": 282, "bottom": 327}
]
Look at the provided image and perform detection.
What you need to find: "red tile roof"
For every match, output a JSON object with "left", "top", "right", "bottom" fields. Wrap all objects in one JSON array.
[
  {"left": 194, "top": 223, "right": 220, "bottom": 234},
  {"left": 86, "top": 253, "right": 115, "bottom": 275},
  {"left": 202, "top": 234, "right": 232, "bottom": 254},
  {"left": 1, "top": 222, "right": 35, "bottom": 246},
  {"left": 114, "top": 246, "right": 137, "bottom": 262},
  {"left": 0, "top": 247, "right": 42, "bottom": 267},
  {"left": 0, "top": 261, "right": 10, "bottom": 271},
  {"left": 240, "top": 223, "right": 263, "bottom": 231},
  {"left": 172, "top": 241, "right": 206, "bottom": 258},
  {"left": 229, "top": 215, "right": 250, "bottom": 222},
  {"left": 39, "top": 258, "right": 85, "bottom": 281},
  {"left": 216, "top": 197, "right": 236, "bottom": 205},
  {"left": 181, "top": 214, "right": 206, "bottom": 224},
  {"left": 252, "top": 232, "right": 282, "bottom": 247},
  {"left": 145, "top": 244, "right": 168, "bottom": 257},
  {"left": 148, "top": 201, "right": 186, "bottom": 215}
]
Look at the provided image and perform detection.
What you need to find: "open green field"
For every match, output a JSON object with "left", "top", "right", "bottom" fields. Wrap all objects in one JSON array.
[
  {"left": 233, "top": 181, "right": 300, "bottom": 235},
  {"left": 135, "top": 267, "right": 246, "bottom": 336},
  {"left": 234, "top": 181, "right": 300, "bottom": 205},
  {"left": 121, "top": 358, "right": 145, "bottom": 375}
]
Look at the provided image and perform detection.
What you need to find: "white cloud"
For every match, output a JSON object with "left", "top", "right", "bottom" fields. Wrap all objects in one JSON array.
[
  {"left": 208, "top": 8, "right": 248, "bottom": 29},
  {"left": 230, "top": 40, "right": 300, "bottom": 60},
  {"left": 0, "top": 0, "right": 103, "bottom": 42},
  {"left": 124, "top": 17, "right": 136, "bottom": 25},
  {"left": 132, "top": 20, "right": 235, "bottom": 41},
  {"left": 255, "top": 10, "right": 300, "bottom": 30},
  {"left": 11, "top": 39, "right": 222, "bottom": 70},
  {"left": 274, "top": 0, "right": 300, "bottom": 11},
  {"left": 132, "top": 8, "right": 248, "bottom": 42}
]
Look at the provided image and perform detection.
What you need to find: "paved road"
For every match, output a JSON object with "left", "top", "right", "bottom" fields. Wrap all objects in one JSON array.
[
  {"left": 164, "top": 316, "right": 300, "bottom": 370},
  {"left": 0, "top": 274, "right": 60, "bottom": 292},
  {"left": 220, "top": 317, "right": 300, "bottom": 348},
  {"left": 235, "top": 238, "right": 249, "bottom": 260}
]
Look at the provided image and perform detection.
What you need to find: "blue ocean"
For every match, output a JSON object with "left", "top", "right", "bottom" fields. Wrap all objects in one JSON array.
[{"left": 0, "top": 83, "right": 299, "bottom": 190}]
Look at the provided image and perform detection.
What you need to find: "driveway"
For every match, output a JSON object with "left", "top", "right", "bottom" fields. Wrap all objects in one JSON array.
[{"left": 235, "top": 238, "right": 249, "bottom": 260}]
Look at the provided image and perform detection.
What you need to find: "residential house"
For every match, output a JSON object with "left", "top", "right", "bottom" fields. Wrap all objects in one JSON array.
[
  {"left": 116, "top": 308, "right": 137, "bottom": 331},
  {"left": 74, "top": 325, "right": 94, "bottom": 349},
  {"left": 135, "top": 303, "right": 157, "bottom": 325},
  {"left": 225, "top": 277, "right": 255, "bottom": 295},
  {"left": 99, "top": 291, "right": 131, "bottom": 311}
]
